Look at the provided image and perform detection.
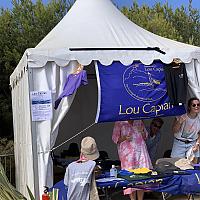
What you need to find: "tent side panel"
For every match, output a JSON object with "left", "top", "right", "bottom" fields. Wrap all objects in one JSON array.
[
  {"left": 11, "top": 65, "right": 36, "bottom": 198},
  {"left": 30, "top": 61, "right": 78, "bottom": 198},
  {"left": 186, "top": 59, "right": 200, "bottom": 99}
]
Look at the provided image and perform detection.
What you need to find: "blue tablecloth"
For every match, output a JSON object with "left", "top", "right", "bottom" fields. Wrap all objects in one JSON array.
[{"left": 50, "top": 169, "right": 200, "bottom": 200}]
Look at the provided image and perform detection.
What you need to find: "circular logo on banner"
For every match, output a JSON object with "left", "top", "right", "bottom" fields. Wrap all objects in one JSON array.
[{"left": 123, "top": 63, "right": 166, "bottom": 102}]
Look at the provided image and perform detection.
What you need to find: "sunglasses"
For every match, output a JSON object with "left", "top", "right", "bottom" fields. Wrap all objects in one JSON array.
[
  {"left": 191, "top": 103, "right": 200, "bottom": 108},
  {"left": 152, "top": 122, "right": 162, "bottom": 129}
]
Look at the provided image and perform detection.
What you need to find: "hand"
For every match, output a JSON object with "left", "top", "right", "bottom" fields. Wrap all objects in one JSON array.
[
  {"left": 137, "top": 126, "right": 144, "bottom": 132},
  {"left": 193, "top": 143, "right": 200, "bottom": 152},
  {"left": 126, "top": 135, "right": 132, "bottom": 141}
]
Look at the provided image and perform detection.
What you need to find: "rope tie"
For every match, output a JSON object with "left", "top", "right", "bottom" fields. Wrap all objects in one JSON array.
[{"left": 38, "top": 122, "right": 96, "bottom": 154}]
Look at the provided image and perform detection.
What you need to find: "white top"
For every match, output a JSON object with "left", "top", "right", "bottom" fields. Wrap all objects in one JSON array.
[
  {"left": 175, "top": 113, "right": 200, "bottom": 141},
  {"left": 64, "top": 160, "right": 96, "bottom": 200}
]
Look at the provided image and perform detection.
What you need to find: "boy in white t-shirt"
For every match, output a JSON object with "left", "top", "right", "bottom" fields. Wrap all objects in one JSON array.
[{"left": 64, "top": 137, "right": 100, "bottom": 200}]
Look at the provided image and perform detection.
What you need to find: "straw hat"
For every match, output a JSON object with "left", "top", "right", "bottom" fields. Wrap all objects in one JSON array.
[{"left": 81, "top": 137, "right": 99, "bottom": 160}]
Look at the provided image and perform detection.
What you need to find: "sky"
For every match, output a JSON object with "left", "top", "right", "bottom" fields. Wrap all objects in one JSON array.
[
  {"left": 114, "top": 0, "right": 200, "bottom": 10},
  {"left": 0, "top": 0, "right": 199, "bottom": 10}
]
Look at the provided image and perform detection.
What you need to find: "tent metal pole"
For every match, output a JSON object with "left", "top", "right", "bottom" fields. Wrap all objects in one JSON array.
[{"left": 69, "top": 47, "right": 166, "bottom": 54}]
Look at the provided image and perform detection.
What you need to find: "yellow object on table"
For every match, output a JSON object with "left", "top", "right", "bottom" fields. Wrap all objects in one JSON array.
[{"left": 128, "top": 168, "right": 152, "bottom": 174}]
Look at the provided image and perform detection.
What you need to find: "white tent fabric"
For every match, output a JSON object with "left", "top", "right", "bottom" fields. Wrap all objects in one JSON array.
[
  {"left": 32, "top": 0, "right": 200, "bottom": 66},
  {"left": 11, "top": 60, "right": 78, "bottom": 197},
  {"left": 29, "top": 61, "right": 77, "bottom": 196},
  {"left": 186, "top": 60, "right": 200, "bottom": 98},
  {"left": 10, "top": 53, "right": 35, "bottom": 197},
  {"left": 9, "top": 0, "right": 200, "bottom": 198}
]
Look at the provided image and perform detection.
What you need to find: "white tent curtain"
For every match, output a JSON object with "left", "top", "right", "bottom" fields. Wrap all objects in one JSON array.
[
  {"left": 10, "top": 59, "right": 78, "bottom": 197},
  {"left": 29, "top": 60, "right": 78, "bottom": 196},
  {"left": 186, "top": 59, "right": 200, "bottom": 99},
  {"left": 11, "top": 60, "right": 35, "bottom": 197}
]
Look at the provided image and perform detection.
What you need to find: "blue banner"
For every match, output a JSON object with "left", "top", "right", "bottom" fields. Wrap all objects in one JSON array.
[{"left": 95, "top": 61, "right": 186, "bottom": 123}]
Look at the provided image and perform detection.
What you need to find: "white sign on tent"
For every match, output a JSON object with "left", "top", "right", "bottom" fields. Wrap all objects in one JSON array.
[{"left": 30, "top": 91, "right": 52, "bottom": 121}]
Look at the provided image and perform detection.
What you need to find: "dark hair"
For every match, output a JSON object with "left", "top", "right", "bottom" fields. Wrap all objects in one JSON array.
[
  {"left": 187, "top": 97, "right": 200, "bottom": 112},
  {"left": 163, "top": 149, "right": 172, "bottom": 158},
  {"left": 66, "top": 142, "right": 80, "bottom": 157},
  {"left": 99, "top": 151, "right": 109, "bottom": 160},
  {"left": 152, "top": 118, "right": 164, "bottom": 125}
]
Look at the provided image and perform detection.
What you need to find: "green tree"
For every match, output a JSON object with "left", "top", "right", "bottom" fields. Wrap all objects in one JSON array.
[
  {"left": 121, "top": 2, "right": 181, "bottom": 41},
  {"left": 169, "top": 1, "right": 200, "bottom": 45},
  {"left": 121, "top": 0, "right": 200, "bottom": 46},
  {"left": 0, "top": 0, "right": 74, "bottom": 137}
]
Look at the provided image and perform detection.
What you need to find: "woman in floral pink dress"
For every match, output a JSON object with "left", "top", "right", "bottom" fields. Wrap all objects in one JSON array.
[{"left": 112, "top": 120, "right": 152, "bottom": 200}]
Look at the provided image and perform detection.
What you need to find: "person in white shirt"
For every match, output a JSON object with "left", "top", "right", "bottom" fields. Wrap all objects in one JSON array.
[
  {"left": 64, "top": 137, "right": 100, "bottom": 200},
  {"left": 171, "top": 97, "right": 200, "bottom": 159}
]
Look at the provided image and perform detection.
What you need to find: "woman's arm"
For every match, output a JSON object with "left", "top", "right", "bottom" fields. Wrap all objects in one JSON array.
[
  {"left": 112, "top": 122, "right": 131, "bottom": 144},
  {"left": 193, "top": 133, "right": 200, "bottom": 152},
  {"left": 112, "top": 122, "right": 121, "bottom": 144},
  {"left": 172, "top": 116, "right": 186, "bottom": 134},
  {"left": 141, "top": 121, "right": 148, "bottom": 140},
  {"left": 117, "top": 135, "right": 131, "bottom": 144},
  {"left": 136, "top": 120, "right": 147, "bottom": 140}
]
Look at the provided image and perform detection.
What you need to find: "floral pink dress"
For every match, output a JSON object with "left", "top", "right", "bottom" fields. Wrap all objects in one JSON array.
[{"left": 112, "top": 120, "right": 152, "bottom": 195}]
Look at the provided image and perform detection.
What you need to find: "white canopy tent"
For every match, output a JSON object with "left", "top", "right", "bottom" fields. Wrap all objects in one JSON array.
[{"left": 10, "top": 0, "right": 200, "bottom": 198}]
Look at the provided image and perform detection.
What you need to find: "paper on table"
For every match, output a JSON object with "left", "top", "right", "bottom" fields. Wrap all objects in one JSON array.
[{"left": 96, "top": 177, "right": 125, "bottom": 183}]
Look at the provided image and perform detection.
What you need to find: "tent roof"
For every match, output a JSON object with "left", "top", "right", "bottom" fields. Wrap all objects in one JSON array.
[{"left": 18, "top": 0, "right": 200, "bottom": 68}]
